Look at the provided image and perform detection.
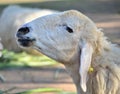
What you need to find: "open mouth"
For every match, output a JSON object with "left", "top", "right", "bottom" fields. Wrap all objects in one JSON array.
[{"left": 17, "top": 38, "right": 36, "bottom": 47}]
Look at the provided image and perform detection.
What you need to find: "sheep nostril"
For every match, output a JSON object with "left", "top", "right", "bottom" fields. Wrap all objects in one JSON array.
[{"left": 17, "top": 27, "right": 30, "bottom": 35}]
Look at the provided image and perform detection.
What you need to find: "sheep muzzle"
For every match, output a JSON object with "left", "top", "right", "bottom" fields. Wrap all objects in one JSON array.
[{"left": 17, "top": 36, "right": 36, "bottom": 47}]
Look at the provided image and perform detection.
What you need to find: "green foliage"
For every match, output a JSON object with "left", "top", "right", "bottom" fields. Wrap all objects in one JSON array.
[
  {"left": 16, "top": 88, "right": 75, "bottom": 94},
  {"left": 0, "top": 50, "right": 57, "bottom": 69},
  {"left": 0, "top": 88, "right": 75, "bottom": 94}
]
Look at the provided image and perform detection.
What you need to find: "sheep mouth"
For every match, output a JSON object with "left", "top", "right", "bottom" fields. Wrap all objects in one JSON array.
[{"left": 17, "top": 38, "right": 36, "bottom": 47}]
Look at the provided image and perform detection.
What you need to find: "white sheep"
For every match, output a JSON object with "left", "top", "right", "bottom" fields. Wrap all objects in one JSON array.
[
  {"left": 0, "top": 5, "right": 57, "bottom": 52},
  {"left": 16, "top": 10, "right": 120, "bottom": 94}
]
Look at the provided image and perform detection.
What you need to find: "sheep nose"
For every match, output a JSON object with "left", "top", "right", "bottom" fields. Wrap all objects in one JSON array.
[{"left": 17, "top": 27, "right": 30, "bottom": 37}]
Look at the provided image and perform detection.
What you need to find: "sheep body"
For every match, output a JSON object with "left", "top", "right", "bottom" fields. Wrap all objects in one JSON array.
[
  {"left": 0, "top": 5, "right": 57, "bottom": 52},
  {"left": 16, "top": 10, "right": 120, "bottom": 94}
]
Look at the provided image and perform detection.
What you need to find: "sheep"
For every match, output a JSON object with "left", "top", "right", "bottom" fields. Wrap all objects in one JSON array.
[
  {"left": 16, "top": 10, "right": 120, "bottom": 94},
  {"left": 0, "top": 5, "right": 57, "bottom": 52}
]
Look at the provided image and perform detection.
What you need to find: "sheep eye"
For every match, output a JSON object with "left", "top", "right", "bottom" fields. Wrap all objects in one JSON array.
[
  {"left": 66, "top": 26, "right": 73, "bottom": 33},
  {"left": 59, "top": 24, "right": 73, "bottom": 33}
]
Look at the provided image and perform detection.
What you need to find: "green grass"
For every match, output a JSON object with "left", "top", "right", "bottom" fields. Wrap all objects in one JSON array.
[
  {"left": 16, "top": 88, "right": 75, "bottom": 94},
  {"left": 0, "top": 50, "right": 58, "bottom": 69},
  {"left": 0, "top": 88, "right": 75, "bottom": 94}
]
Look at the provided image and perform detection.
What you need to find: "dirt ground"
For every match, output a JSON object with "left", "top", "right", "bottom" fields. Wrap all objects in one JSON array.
[
  {"left": 0, "top": 65, "right": 76, "bottom": 93},
  {"left": 0, "top": 0, "right": 120, "bottom": 94}
]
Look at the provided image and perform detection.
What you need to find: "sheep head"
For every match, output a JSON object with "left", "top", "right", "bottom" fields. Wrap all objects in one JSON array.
[{"left": 16, "top": 10, "right": 101, "bottom": 92}]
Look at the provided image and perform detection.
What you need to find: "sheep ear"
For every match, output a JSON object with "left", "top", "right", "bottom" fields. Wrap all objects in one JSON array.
[{"left": 79, "top": 43, "right": 93, "bottom": 92}]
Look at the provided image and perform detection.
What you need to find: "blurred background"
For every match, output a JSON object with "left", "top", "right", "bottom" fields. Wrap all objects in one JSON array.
[{"left": 0, "top": 0, "right": 119, "bottom": 94}]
